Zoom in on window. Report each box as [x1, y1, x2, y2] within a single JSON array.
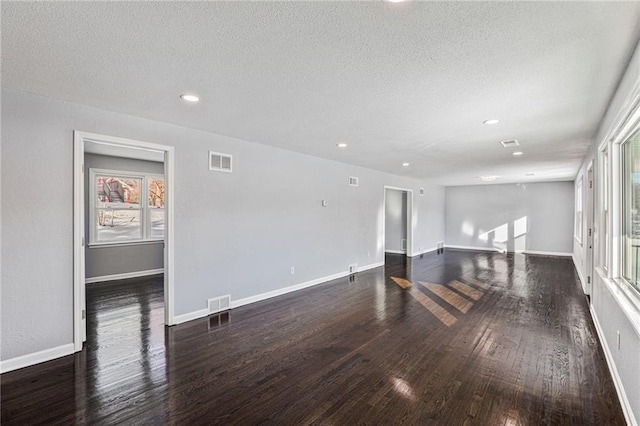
[[602, 149, 609, 272], [622, 128, 640, 292], [90, 169, 164, 245], [575, 177, 583, 243]]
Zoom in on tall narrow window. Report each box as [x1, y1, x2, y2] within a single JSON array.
[[602, 149, 609, 272], [622, 128, 640, 292], [90, 169, 164, 245], [147, 177, 165, 239], [575, 178, 583, 244]]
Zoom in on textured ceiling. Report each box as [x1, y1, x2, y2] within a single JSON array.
[[3, 1, 640, 185]]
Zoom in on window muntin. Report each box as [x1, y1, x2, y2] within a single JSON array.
[[621, 129, 640, 292], [90, 169, 164, 245]]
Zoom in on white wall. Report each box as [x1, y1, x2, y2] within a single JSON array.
[[573, 40, 640, 425], [84, 154, 164, 279], [385, 189, 407, 253], [0, 88, 445, 362], [445, 182, 574, 255]]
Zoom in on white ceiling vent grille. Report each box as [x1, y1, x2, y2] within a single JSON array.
[[500, 139, 520, 148], [209, 151, 233, 173], [349, 176, 359, 186], [208, 295, 231, 314]]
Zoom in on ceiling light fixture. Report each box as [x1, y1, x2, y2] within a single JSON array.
[[480, 176, 498, 182], [180, 94, 200, 102], [384, 0, 408, 3], [336, 143, 348, 148], [402, 162, 410, 167], [525, 173, 536, 176], [483, 119, 500, 125], [513, 151, 523, 156]]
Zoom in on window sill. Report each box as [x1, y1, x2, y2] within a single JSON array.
[[88, 240, 163, 248], [598, 272, 640, 339]]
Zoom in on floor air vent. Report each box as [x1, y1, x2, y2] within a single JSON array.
[[208, 295, 231, 314]]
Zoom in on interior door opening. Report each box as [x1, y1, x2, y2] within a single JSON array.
[[73, 132, 175, 352], [383, 186, 413, 262]]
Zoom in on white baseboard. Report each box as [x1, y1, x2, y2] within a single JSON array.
[[589, 305, 637, 426], [171, 261, 385, 325], [409, 246, 437, 257], [572, 255, 587, 292], [173, 308, 210, 325], [231, 261, 384, 309], [445, 245, 572, 258], [0, 343, 75, 374], [445, 244, 502, 252], [86, 268, 164, 284], [385, 249, 406, 255], [523, 250, 572, 257]]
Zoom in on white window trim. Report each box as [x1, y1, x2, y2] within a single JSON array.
[[89, 168, 164, 247], [608, 96, 640, 321], [574, 177, 583, 244]]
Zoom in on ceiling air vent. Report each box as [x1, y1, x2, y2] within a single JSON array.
[[500, 139, 520, 148], [209, 151, 233, 173], [349, 176, 359, 187]]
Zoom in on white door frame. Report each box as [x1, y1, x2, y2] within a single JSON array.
[[383, 186, 414, 259], [73, 131, 176, 352], [586, 161, 594, 297]]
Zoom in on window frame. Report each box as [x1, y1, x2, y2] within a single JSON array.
[[574, 177, 583, 244], [610, 100, 640, 308], [619, 125, 640, 295], [89, 168, 165, 246]]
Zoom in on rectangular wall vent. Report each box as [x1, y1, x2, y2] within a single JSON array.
[[500, 139, 520, 148], [348, 264, 358, 274], [208, 295, 231, 314], [209, 151, 233, 173], [419, 188, 425, 196], [349, 176, 359, 186], [401, 239, 407, 250]]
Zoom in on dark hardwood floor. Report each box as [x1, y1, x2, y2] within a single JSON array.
[[1, 250, 625, 425]]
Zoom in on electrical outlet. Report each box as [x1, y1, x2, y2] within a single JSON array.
[[290, 266, 295, 275]]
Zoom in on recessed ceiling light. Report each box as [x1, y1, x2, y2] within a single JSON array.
[[402, 162, 410, 167], [480, 176, 499, 181], [336, 143, 348, 148], [384, 0, 408, 3], [483, 119, 500, 125], [513, 151, 523, 156], [180, 94, 200, 102]]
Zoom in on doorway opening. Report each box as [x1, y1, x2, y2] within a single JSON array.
[[73, 131, 175, 352], [383, 186, 413, 262]]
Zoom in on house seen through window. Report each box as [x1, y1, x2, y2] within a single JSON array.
[[91, 169, 164, 244]]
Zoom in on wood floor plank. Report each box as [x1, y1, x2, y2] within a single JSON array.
[[0, 251, 626, 425], [420, 281, 474, 313]]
